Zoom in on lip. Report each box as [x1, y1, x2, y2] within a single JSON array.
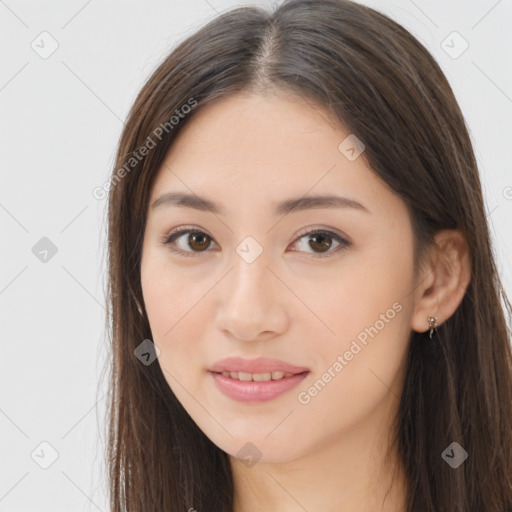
[[209, 356, 309, 375], [210, 371, 309, 403], [208, 356, 310, 403]]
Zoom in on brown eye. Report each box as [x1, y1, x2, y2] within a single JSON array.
[[308, 233, 333, 253], [163, 228, 217, 257], [290, 229, 350, 257], [186, 232, 211, 251]]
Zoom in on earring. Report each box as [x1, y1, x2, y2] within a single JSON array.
[[427, 316, 438, 339]]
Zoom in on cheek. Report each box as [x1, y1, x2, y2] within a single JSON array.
[[306, 243, 414, 392], [316, 249, 411, 340], [141, 253, 202, 359], [298, 295, 412, 437], [142, 244, 204, 331]]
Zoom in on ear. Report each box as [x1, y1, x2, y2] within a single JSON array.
[[411, 229, 472, 334]]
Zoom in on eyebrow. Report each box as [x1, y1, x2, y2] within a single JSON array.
[[150, 191, 370, 216]]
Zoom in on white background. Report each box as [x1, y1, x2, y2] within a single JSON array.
[[0, 0, 511, 510]]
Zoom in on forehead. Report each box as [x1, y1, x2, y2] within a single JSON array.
[[163, 91, 347, 169], [148, 92, 397, 218]]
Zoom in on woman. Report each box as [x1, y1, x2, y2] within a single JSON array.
[[103, 0, 512, 510]]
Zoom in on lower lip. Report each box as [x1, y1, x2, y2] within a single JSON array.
[[210, 371, 309, 403]]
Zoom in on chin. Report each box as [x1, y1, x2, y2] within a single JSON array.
[[205, 429, 305, 465]]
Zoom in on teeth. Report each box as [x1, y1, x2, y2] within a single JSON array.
[[220, 370, 297, 381], [252, 372, 272, 381]]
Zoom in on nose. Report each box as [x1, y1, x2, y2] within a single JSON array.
[[215, 249, 290, 342]]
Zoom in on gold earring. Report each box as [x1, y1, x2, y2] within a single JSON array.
[[427, 316, 438, 339]]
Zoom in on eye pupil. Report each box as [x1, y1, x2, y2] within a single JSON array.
[[189, 232, 210, 251], [309, 233, 331, 253]]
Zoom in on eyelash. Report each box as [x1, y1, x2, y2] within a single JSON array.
[[160, 225, 351, 259]]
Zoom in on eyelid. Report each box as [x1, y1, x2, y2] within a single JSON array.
[[293, 225, 351, 244], [162, 224, 213, 242]]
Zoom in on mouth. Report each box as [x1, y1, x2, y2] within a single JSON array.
[[209, 370, 310, 403], [209, 356, 309, 375], [208, 356, 310, 403], [214, 370, 305, 381]]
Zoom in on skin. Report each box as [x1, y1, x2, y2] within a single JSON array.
[[140, 90, 471, 512]]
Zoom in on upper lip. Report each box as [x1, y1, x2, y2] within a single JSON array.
[[209, 356, 309, 375]]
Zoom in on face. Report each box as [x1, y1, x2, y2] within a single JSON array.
[[140, 91, 417, 463]]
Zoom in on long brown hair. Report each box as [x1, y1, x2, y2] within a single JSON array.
[[102, 1, 512, 510]]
